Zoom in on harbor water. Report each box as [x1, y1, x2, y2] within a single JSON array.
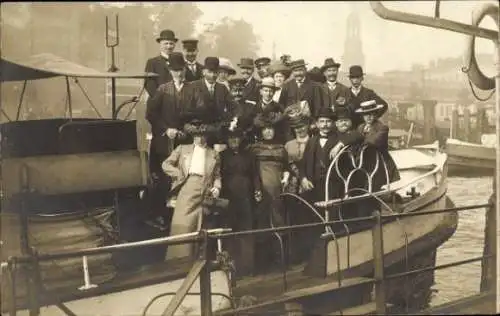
[[430, 176, 493, 306]]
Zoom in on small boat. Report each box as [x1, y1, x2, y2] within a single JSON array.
[[1, 53, 458, 315], [445, 136, 495, 176]]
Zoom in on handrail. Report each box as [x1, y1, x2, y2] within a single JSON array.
[[10, 228, 231, 263], [316, 151, 444, 208], [369, 1, 498, 40]]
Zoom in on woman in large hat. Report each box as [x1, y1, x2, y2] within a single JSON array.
[[251, 111, 291, 270], [284, 102, 311, 194], [268, 62, 292, 103], [355, 99, 400, 186], [217, 57, 237, 91], [220, 125, 262, 276], [162, 108, 223, 261]]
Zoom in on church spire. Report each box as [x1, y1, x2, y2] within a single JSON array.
[[342, 5, 366, 71]]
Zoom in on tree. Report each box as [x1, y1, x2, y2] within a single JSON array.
[[198, 17, 260, 66]]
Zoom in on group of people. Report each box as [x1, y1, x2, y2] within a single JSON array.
[[143, 29, 400, 275]]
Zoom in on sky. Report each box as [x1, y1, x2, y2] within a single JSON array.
[[193, 1, 498, 75]]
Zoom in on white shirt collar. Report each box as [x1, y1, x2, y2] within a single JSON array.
[[160, 52, 169, 59], [297, 135, 309, 143], [205, 79, 215, 89], [327, 80, 337, 87], [351, 86, 362, 95]]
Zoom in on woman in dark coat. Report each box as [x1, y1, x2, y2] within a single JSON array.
[[250, 111, 291, 271]]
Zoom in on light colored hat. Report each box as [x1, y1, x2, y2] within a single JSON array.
[[356, 100, 385, 114], [259, 77, 278, 90], [218, 57, 236, 75]]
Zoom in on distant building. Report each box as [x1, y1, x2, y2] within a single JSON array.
[[342, 5, 365, 71]]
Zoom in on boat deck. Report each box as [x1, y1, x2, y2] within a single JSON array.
[[417, 291, 496, 315]]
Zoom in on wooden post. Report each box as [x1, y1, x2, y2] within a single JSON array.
[[199, 230, 213, 316], [421, 99, 437, 143], [450, 105, 459, 139], [481, 181, 497, 294], [463, 107, 471, 142]]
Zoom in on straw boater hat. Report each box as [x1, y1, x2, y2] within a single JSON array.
[[218, 57, 237, 75], [259, 77, 279, 90], [156, 29, 178, 43], [355, 100, 385, 115], [168, 52, 186, 71], [320, 58, 341, 73]]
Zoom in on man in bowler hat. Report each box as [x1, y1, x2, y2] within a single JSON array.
[[189, 57, 232, 146], [255, 57, 272, 80], [182, 39, 203, 82], [347, 65, 388, 128], [144, 29, 178, 97], [238, 58, 261, 103], [145, 52, 193, 253]]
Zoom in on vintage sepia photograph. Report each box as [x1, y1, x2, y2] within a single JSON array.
[[0, 1, 498, 315]]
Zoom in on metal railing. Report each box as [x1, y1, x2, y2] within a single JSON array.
[[2, 185, 495, 315]]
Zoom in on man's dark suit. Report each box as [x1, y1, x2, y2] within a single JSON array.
[[184, 62, 203, 82], [242, 77, 260, 103], [281, 78, 324, 118], [321, 81, 351, 110], [144, 55, 173, 97]]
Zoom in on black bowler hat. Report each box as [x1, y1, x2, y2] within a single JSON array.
[[182, 39, 199, 52], [237, 58, 255, 69], [156, 29, 178, 43], [204, 57, 220, 71], [255, 57, 271, 67], [349, 65, 365, 78], [333, 106, 354, 121], [316, 107, 335, 120], [168, 52, 186, 71]]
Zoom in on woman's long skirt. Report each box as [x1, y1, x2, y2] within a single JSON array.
[[165, 175, 205, 261]]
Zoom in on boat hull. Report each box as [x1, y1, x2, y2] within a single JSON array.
[[445, 138, 495, 176]]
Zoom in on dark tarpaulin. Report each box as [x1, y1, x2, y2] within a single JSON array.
[[0, 53, 158, 82]]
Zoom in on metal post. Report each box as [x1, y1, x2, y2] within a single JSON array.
[[372, 210, 387, 314], [199, 230, 213, 316], [494, 21, 500, 314], [106, 15, 119, 119]]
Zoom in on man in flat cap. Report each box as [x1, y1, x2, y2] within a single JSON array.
[[182, 39, 203, 82], [347, 65, 388, 128], [144, 29, 178, 98], [237, 58, 260, 103], [255, 57, 271, 80]]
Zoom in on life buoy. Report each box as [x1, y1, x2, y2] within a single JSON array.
[[463, 3, 499, 91]]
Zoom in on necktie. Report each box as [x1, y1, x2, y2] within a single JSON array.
[[209, 85, 214, 96]]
